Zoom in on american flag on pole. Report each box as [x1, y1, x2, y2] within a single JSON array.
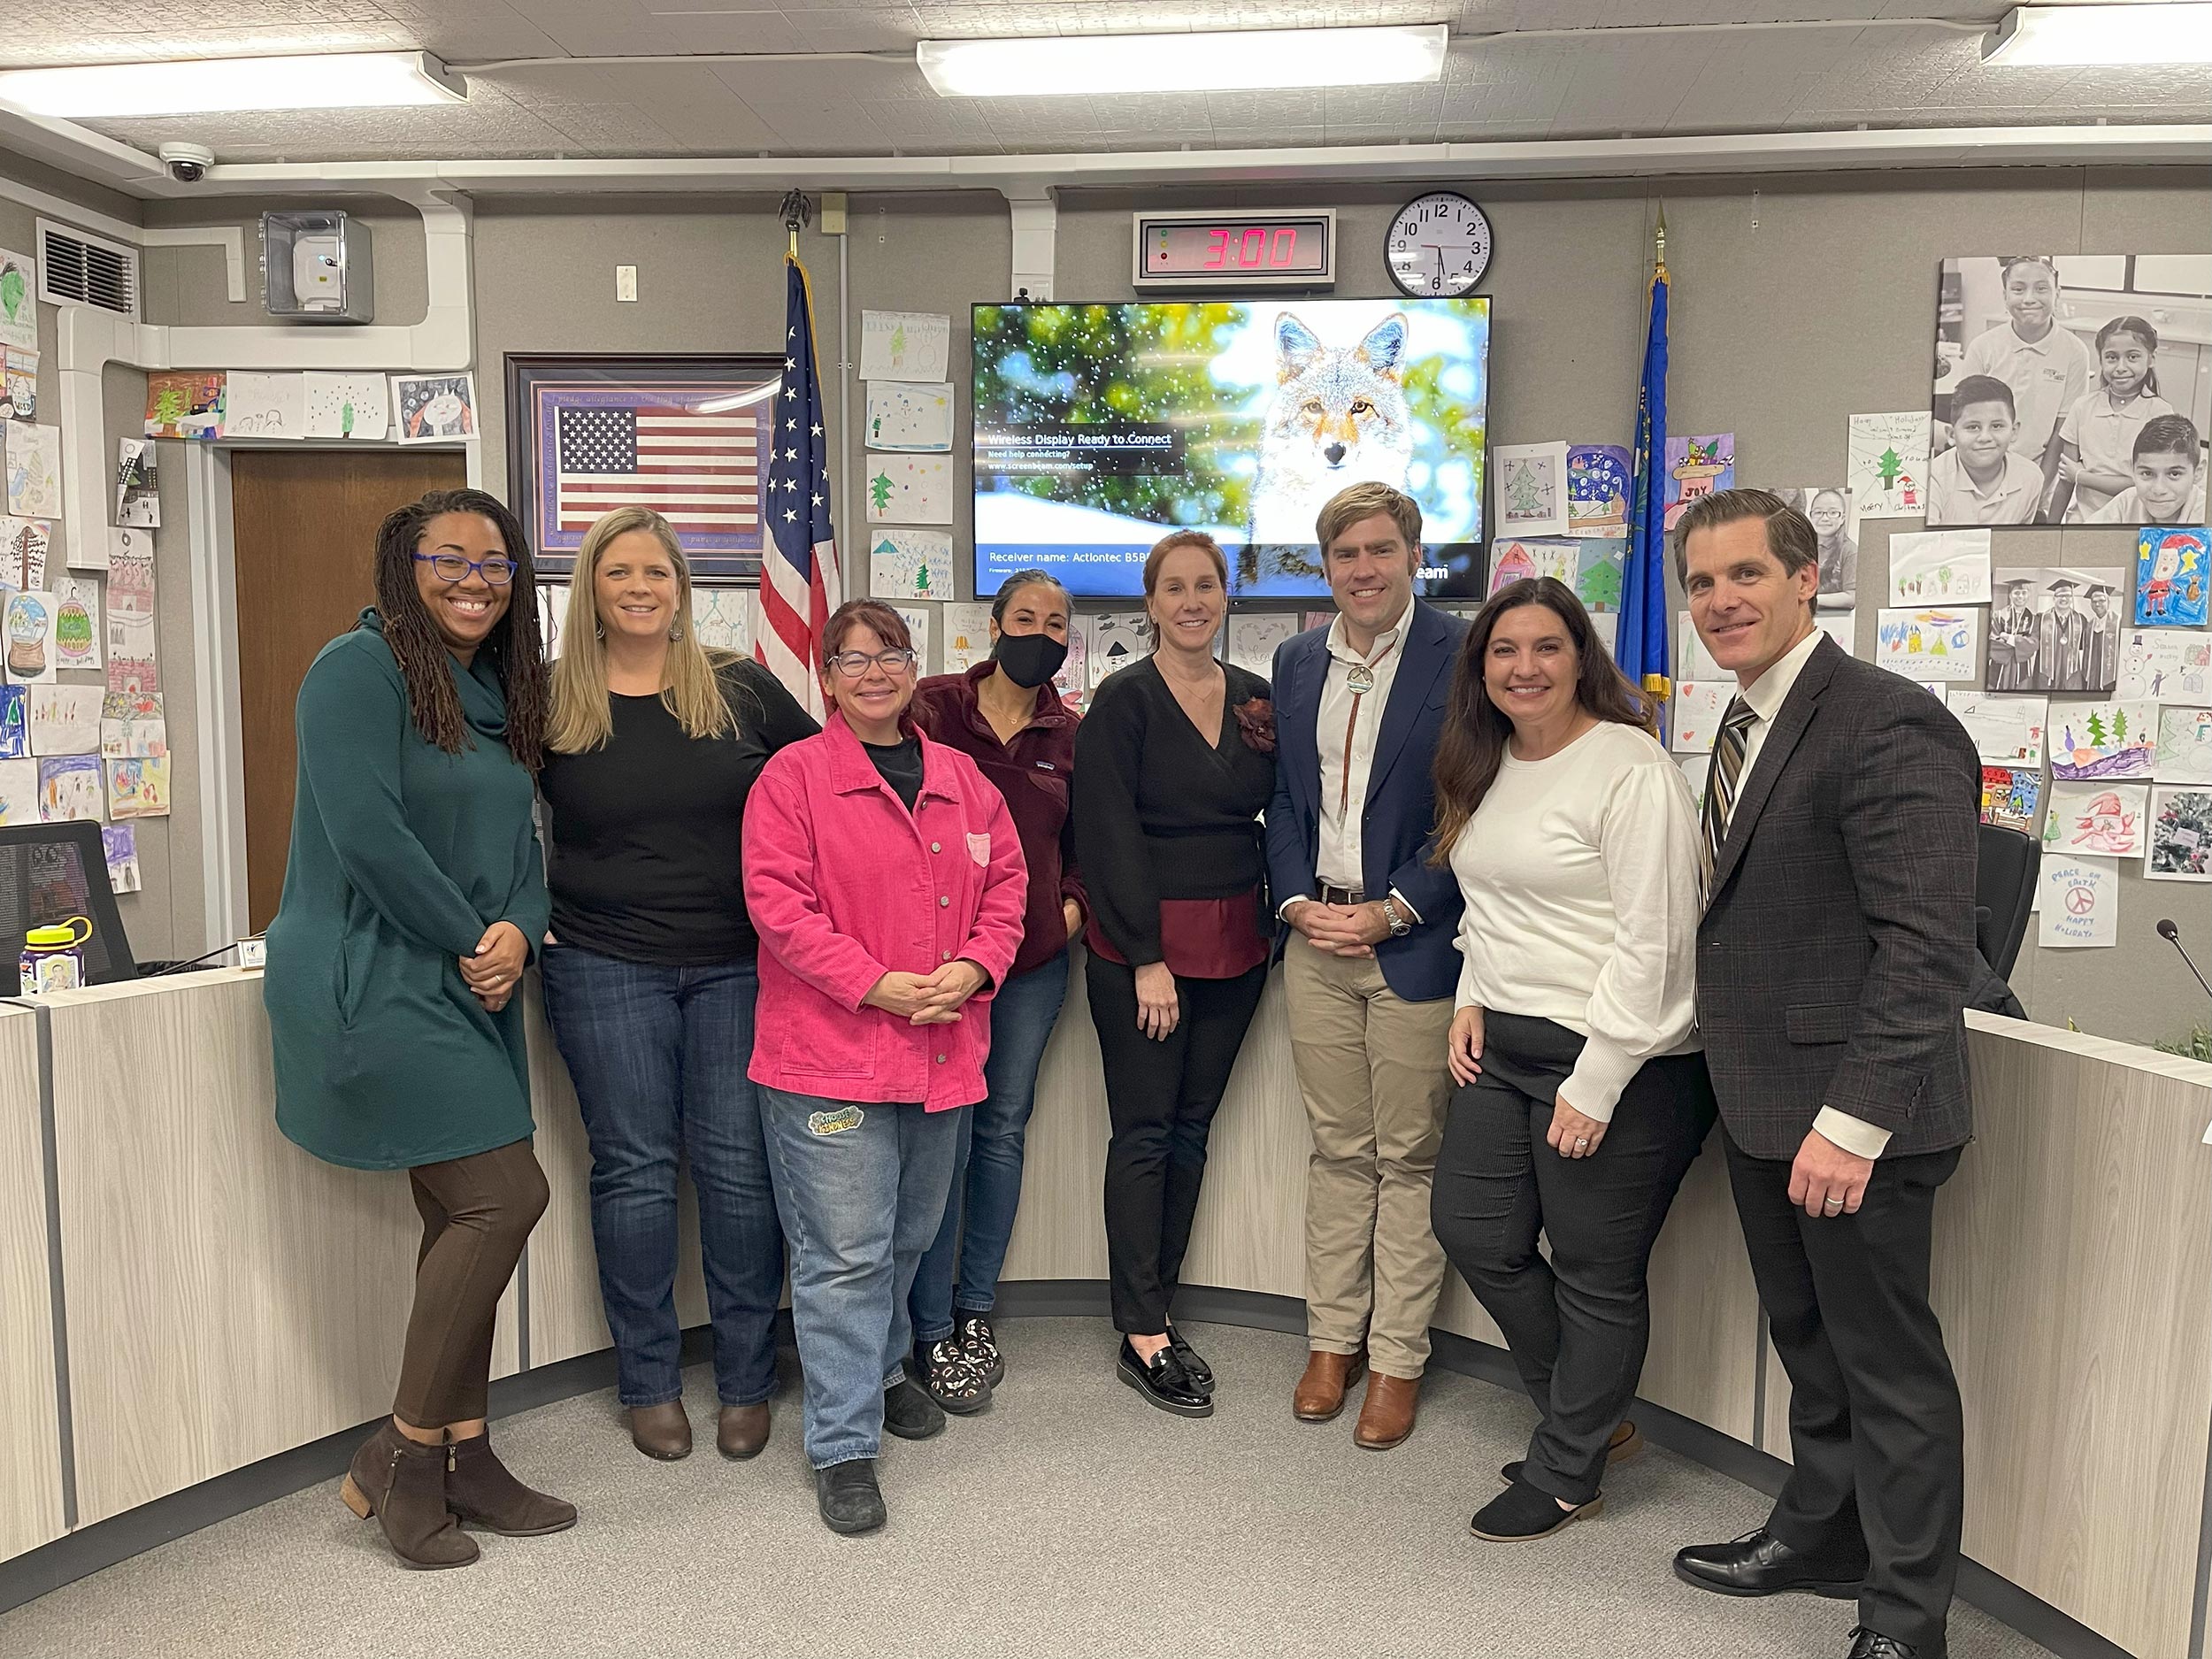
[[757, 254, 842, 718]]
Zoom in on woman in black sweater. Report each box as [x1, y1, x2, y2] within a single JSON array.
[[1073, 531, 1275, 1417], [537, 508, 816, 1463]]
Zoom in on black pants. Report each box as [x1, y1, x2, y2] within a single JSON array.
[[1087, 956, 1268, 1335], [1430, 1013, 1716, 1503], [1724, 1131, 1964, 1654]]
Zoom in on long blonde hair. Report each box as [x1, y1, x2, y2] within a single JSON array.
[[548, 507, 735, 752]]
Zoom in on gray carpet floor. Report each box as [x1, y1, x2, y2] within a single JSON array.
[[0, 1318, 2053, 1659]]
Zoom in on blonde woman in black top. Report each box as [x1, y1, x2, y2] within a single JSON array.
[[536, 507, 816, 1463], [1073, 531, 1276, 1417]]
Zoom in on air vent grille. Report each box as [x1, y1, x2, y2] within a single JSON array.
[[36, 219, 140, 319]]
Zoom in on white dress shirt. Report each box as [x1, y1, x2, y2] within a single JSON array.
[[1279, 597, 1422, 922], [1721, 626, 1892, 1161]]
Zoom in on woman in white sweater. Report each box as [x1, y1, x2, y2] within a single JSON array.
[[1427, 576, 1717, 1544]]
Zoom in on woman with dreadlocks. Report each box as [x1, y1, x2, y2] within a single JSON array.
[[265, 488, 572, 1570]]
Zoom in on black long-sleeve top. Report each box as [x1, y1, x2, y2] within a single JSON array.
[[539, 657, 818, 964], [1071, 657, 1274, 968]]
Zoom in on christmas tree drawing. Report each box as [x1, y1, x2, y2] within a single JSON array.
[[2085, 710, 2108, 747], [889, 322, 907, 366], [153, 385, 187, 431], [1877, 448, 1903, 490], [869, 470, 894, 513], [2110, 707, 2128, 742], [913, 557, 932, 595], [1505, 462, 1547, 518]]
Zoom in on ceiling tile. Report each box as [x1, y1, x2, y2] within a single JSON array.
[[646, 11, 811, 54], [788, 6, 921, 50]]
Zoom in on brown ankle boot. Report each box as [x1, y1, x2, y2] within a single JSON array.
[[444, 1430, 579, 1536], [340, 1420, 479, 1570]]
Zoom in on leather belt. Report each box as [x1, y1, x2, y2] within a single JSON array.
[[1317, 883, 1364, 906]]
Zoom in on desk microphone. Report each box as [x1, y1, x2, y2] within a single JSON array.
[[2157, 918, 2212, 1003]]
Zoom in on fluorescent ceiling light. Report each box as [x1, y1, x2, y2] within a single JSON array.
[[1984, 3, 2212, 65], [0, 50, 466, 117], [918, 24, 1448, 96]]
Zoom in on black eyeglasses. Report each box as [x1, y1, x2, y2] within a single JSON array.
[[415, 552, 517, 587], [826, 648, 917, 678]]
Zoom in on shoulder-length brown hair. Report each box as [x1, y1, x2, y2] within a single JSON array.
[[1429, 577, 1654, 863], [372, 488, 547, 772]]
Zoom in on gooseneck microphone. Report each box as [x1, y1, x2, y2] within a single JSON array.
[[2158, 918, 2212, 1003]]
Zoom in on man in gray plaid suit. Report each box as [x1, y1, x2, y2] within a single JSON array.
[[1667, 490, 1979, 1659]]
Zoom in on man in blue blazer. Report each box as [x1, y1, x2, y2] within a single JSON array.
[[1267, 482, 1469, 1449]]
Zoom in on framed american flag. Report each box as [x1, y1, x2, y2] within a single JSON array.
[[505, 353, 783, 580]]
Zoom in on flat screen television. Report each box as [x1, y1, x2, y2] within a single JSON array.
[[972, 298, 1490, 599]]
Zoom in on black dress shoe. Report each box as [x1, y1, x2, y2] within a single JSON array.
[[882, 1377, 947, 1440], [816, 1459, 887, 1534], [1165, 1324, 1215, 1394], [1470, 1477, 1601, 1542], [1673, 1529, 1866, 1599], [1118, 1338, 1212, 1417], [1847, 1630, 1932, 1659]]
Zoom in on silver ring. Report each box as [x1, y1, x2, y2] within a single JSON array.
[[1824, 1197, 1844, 1210], [1574, 1136, 1588, 1148]]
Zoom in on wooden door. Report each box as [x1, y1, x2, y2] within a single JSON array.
[[233, 449, 468, 933]]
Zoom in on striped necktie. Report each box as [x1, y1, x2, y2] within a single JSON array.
[[1699, 696, 1758, 898]]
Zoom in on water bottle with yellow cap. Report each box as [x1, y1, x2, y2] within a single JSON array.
[[19, 917, 91, 997]]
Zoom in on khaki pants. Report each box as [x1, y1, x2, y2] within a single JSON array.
[[1285, 941, 1455, 1379]]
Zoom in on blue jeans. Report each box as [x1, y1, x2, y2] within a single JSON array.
[[909, 952, 1071, 1342], [758, 1087, 962, 1469], [540, 946, 784, 1409]]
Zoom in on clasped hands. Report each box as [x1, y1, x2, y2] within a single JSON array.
[[461, 920, 529, 1014], [1283, 898, 1391, 958], [864, 960, 990, 1025]]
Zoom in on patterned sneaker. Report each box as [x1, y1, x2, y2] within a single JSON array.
[[956, 1313, 1005, 1389], [912, 1338, 990, 1416]]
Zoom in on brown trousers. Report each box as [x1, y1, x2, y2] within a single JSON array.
[[394, 1138, 549, 1428]]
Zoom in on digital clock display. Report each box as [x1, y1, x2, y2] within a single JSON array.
[[1132, 211, 1336, 288]]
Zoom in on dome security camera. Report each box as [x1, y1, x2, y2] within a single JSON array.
[[157, 142, 215, 183]]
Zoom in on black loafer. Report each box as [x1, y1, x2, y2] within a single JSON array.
[[816, 1459, 887, 1535], [1471, 1477, 1601, 1541], [1673, 1529, 1866, 1599], [882, 1377, 947, 1440], [1118, 1337, 1212, 1417], [1165, 1324, 1214, 1394]]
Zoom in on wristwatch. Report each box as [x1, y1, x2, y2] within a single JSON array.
[[1379, 895, 1413, 939]]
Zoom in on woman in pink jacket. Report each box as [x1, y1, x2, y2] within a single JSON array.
[[743, 599, 1027, 1536]]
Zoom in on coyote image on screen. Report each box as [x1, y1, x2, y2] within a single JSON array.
[[1244, 311, 1413, 583]]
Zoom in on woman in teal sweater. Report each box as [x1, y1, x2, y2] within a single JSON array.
[[265, 488, 573, 1570]]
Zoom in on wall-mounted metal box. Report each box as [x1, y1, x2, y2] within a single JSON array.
[[260, 211, 374, 323]]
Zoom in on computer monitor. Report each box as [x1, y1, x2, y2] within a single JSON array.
[[0, 821, 137, 995]]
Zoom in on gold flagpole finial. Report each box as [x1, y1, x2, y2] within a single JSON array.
[[1654, 206, 1668, 276]]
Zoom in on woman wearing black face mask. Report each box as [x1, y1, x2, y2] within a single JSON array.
[[903, 570, 1087, 1408]]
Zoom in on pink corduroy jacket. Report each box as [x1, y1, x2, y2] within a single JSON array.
[[743, 710, 1029, 1110]]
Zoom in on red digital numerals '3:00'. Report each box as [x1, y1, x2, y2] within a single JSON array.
[[1204, 225, 1301, 267]]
